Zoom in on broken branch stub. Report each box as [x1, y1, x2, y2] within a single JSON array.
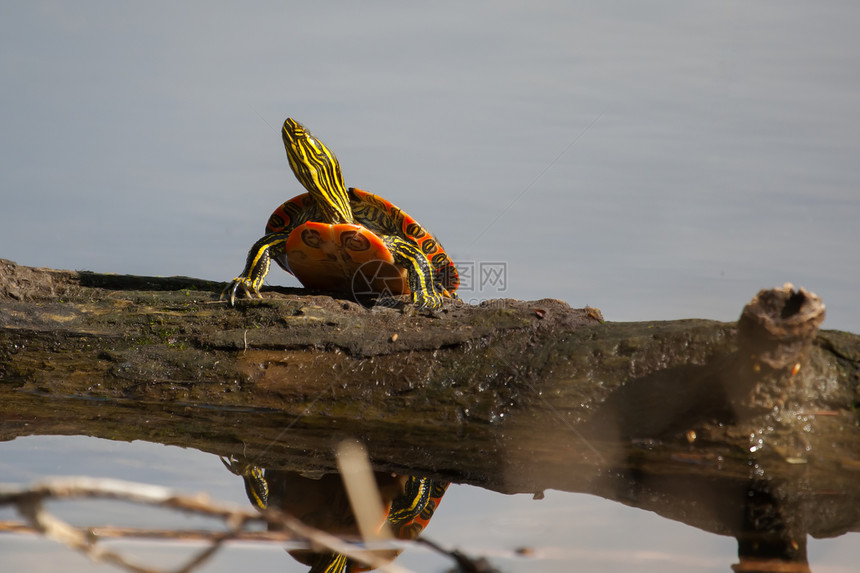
[[738, 283, 826, 370]]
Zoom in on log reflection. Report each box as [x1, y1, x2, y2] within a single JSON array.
[[542, 284, 853, 572], [3, 261, 859, 572]]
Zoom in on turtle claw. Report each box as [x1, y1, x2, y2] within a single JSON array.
[[412, 291, 444, 312], [221, 277, 262, 306], [220, 456, 269, 510], [220, 455, 246, 475]]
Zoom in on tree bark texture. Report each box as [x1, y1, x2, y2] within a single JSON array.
[[2, 258, 859, 561]]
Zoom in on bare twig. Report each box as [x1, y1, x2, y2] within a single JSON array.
[[0, 477, 417, 573], [416, 537, 502, 573]]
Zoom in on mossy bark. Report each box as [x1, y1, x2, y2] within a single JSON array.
[[2, 259, 859, 568]]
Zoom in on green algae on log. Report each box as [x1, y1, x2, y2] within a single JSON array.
[[1, 259, 857, 480], [2, 259, 860, 568]]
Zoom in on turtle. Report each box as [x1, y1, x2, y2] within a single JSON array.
[[222, 118, 459, 310], [221, 456, 449, 573]]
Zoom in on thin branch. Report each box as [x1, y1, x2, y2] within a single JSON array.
[[417, 537, 502, 573], [0, 477, 417, 573], [0, 522, 293, 542]]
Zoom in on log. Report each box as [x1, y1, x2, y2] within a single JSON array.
[[2, 258, 859, 570]]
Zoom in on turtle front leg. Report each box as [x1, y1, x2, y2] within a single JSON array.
[[221, 232, 290, 306], [383, 236, 445, 310], [221, 456, 270, 511]]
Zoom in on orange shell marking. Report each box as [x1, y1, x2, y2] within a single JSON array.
[[351, 188, 459, 292], [266, 189, 459, 296], [283, 221, 408, 294]]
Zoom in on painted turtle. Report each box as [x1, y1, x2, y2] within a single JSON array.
[[222, 457, 448, 573], [223, 118, 459, 309]]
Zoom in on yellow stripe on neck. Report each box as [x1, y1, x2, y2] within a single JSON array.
[[283, 118, 353, 224]]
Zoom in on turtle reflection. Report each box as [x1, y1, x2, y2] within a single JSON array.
[[223, 458, 447, 572]]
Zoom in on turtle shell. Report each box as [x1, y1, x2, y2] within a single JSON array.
[[266, 187, 459, 296]]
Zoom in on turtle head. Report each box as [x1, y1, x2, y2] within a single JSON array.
[[282, 118, 353, 224]]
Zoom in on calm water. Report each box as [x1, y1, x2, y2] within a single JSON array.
[[1, 2, 858, 571]]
